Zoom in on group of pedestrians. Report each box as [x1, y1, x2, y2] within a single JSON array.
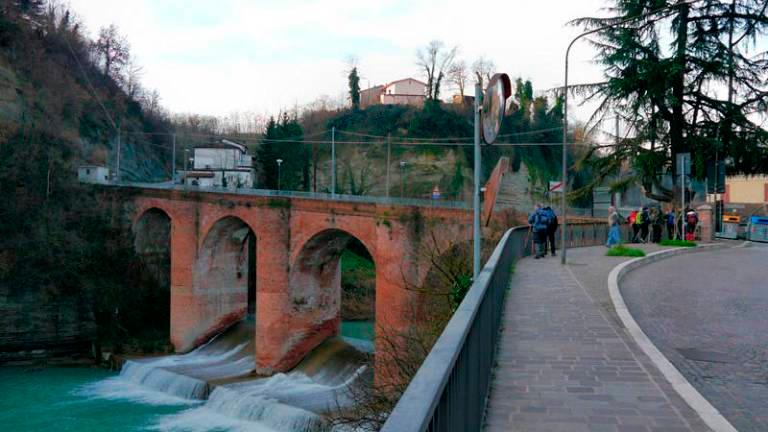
[[528, 203, 558, 259], [605, 205, 699, 247]]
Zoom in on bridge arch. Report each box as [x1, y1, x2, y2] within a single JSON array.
[[289, 228, 377, 347], [131, 207, 172, 344], [192, 215, 257, 346]]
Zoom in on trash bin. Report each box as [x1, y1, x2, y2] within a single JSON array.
[[747, 216, 768, 243], [719, 215, 741, 239]]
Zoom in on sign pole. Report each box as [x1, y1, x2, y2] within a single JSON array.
[[473, 83, 482, 280], [331, 126, 336, 196]]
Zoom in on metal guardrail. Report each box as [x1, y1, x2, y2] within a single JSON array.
[[382, 222, 611, 432], [108, 181, 472, 210]]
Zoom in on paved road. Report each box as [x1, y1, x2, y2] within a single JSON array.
[[485, 246, 711, 432], [621, 243, 768, 432]]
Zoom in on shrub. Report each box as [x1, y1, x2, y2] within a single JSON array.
[[660, 239, 697, 247], [606, 245, 647, 257]]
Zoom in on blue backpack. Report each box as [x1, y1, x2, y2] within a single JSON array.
[[536, 210, 551, 229]]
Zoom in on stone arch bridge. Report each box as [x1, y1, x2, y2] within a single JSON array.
[[127, 185, 478, 375]]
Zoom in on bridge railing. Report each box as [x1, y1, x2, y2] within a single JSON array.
[[112, 181, 471, 210], [381, 221, 610, 432]]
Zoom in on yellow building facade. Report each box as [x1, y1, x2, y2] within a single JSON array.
[[725, 175, 768, 204]]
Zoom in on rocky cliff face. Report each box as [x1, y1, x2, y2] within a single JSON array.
[[0, 287, 96, 362]]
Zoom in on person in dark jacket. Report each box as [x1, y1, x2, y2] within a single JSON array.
[[666, 208, 676, 240], [542, 205, 558, 256], [528, 203, 549, 259]]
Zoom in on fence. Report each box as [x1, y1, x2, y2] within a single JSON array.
[[113, 181, 471, 210], [381, 222, 611, 432]]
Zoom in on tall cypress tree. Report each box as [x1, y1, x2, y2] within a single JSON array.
[[348, 67, 361, 111]]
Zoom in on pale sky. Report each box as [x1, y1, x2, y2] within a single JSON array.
[[67, 0, 612, 121]]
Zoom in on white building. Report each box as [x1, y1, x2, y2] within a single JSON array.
[[78, 165, 111, 184], [184, 139, 255, 189], [360, 78, 427, 108]]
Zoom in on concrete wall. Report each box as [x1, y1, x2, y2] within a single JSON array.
[[132, 189, 473, 375]]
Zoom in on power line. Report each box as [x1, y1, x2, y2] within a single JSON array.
[[63, 33, 118, 131]]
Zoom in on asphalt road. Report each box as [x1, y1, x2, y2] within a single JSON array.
[[621, 243, 768, 432]]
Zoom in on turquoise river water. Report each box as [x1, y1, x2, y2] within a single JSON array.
[[0, 321, 373, 432]]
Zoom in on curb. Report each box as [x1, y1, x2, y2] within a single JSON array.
[[607, 244, 738, 432]]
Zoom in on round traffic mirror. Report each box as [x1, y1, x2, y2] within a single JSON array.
[[482, 73, 511, 144]]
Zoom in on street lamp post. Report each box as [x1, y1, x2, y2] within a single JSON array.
[[183, 148, 190, 187], [560, 1, 695, 265], [276, 158, 283, 191], [399, 161, 407, 197]]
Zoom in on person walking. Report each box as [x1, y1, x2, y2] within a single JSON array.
[[542, 205, 558, 257], [606, 206, 621, 247], [628, 209, 640, 242], [666, 208, 676, 240], [640, 206, 650, 243], [685, 208, 699, 241], [528, 203, 550, 259], [651, 207, 663, 243]]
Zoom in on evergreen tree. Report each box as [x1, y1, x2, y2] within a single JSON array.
[[348, 66, 361, 110], [571, 0, 768, 201], [256, 114, 309, 190]]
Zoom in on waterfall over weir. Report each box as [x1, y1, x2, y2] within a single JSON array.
[[86, 320, 373, 432]]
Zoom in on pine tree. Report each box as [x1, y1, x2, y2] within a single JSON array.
[[571, 0, 768, 201]]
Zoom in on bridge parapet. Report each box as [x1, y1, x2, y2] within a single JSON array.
[[382, 221, 611, 432]]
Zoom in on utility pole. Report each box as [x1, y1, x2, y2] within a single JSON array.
[[473, 83, 482, 280], [184, 147, 189, 188], [331, 126, 336, 196], [171, 133, 176, 183], [116, 127, 121, 183], [386, 133, 391, 199], [615, 115, 621, 208]]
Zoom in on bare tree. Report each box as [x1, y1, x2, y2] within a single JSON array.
[[141, 89, 162, 117], [472, 56, 495, 88], [448, 59, 469, 103], [93, 24, 130, 80], [124, 60, 143, 99], [416, 40, 457, 100]]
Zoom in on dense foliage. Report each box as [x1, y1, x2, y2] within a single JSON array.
[[256, 113, 309, 190], [572, 0, 768, 201], [0, 2, 171, 353]]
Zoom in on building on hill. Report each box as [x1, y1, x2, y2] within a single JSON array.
[[184, 139, 255, 189], [359, 78, 426, 108], [77, 165, 111, 184], [452, 94, 475, 105]]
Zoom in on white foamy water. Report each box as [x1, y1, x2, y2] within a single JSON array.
[[153, 365, 367, 432], [83, 321, 371, 432]]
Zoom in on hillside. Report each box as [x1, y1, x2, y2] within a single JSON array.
[[0, 3, 172, 360]]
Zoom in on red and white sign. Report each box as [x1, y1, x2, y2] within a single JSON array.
[[549, 181, 563, 192]]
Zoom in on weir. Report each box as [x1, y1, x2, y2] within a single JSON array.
[[103, 319, 372, 431]]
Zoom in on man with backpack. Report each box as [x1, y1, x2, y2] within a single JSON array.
[[542, 205, 559, 257], [528, 203, 550, 259], [666, 208, 676, 240]]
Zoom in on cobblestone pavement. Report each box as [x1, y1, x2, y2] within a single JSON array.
[[621, 243, 768, 432], [485, 246, 711, 432]]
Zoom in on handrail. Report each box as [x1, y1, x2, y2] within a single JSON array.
[[481, 157, 510, 226], [382, 222, 611, 432], [106, 181, 471, 210]]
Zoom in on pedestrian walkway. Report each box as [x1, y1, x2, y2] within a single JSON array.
[[484, 247, 711, 432]]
